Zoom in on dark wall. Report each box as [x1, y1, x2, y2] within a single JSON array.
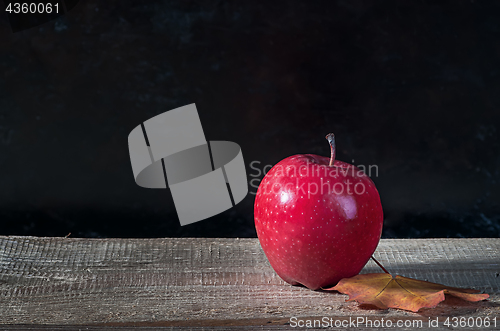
[[1, 0, 499, 238]]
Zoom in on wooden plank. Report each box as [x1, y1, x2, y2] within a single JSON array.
[[0, 237, 499, 330]]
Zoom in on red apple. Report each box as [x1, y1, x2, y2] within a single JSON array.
[[254, 134, 383, 290]]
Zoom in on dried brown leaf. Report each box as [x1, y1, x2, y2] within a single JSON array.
[[324, 273, 489, 312]]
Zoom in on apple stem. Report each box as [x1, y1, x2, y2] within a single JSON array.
[[371, 255, 391, 275], [325, 133, 336, 166]]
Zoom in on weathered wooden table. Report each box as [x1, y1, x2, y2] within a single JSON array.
[[0, 236, 498, 330]]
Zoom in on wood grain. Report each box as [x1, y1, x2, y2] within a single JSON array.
[[0, 237, 499, 329]]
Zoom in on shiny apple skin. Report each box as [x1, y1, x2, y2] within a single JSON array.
[[254, 154, 383, 290]]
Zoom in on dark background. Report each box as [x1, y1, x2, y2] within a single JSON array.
[[1, 0, 499, 238]]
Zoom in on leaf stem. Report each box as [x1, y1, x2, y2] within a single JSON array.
[[371, 255, 391, 275]]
